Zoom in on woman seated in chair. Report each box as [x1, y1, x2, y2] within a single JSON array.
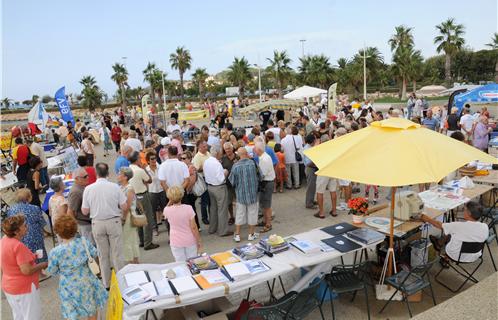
[[420, 201, 489, 264]]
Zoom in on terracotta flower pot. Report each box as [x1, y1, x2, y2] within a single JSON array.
[[352, 214, 364, 224]]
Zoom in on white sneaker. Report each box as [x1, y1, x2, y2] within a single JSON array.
[[248, 233, 259, 241], [234, 234, 241, 242]]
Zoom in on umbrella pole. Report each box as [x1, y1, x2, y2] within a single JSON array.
[[388, 186, 396, 277]]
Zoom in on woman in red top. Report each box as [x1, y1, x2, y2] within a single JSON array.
[[1, 215, 48, 320], [77, 155, 97, 185], [111, 122, 122, 153]]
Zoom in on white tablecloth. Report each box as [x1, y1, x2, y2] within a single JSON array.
[[118, 227, 382, 318]]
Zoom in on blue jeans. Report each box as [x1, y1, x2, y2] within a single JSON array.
[[200, 190, 210, 221], [40, 167, 49, 187]]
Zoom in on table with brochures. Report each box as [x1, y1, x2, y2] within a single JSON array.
[[118, 226, 384, 319]]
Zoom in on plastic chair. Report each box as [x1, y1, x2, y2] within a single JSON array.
[[435, 241, 485, 293], [322, 261, 371, 320], [286, 279, 326, 320], [379, 259, 438, 318], [242, 292, 297, 320]]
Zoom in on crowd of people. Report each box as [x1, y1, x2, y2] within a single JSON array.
[[1, 93, 495, 320]]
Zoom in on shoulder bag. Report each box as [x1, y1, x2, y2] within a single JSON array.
[[292, 136, 303, 162], [192, 172, 207, 197], [131, 202, 148, 227], [82, 237, 100, 276]]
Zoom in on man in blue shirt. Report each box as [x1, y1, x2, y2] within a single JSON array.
[[114, 145, 131, 174], [422, 109, 440, 131]]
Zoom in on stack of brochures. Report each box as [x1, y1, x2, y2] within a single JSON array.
[[169, 276, 200, 295], [211, 251, 240, 266], [289, 239, 321, 255], [244, 260, 270, 274], [259, 235, 289, 254], [187, 255, 219, 274], [223, 261, 251, 281], [346, 228, 385, 245], [233, 243, 265, 260]]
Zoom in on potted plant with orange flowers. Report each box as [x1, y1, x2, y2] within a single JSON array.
[[347, 197, 369, 224]]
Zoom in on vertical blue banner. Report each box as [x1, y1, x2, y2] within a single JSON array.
[[54, 86, 74, 125]]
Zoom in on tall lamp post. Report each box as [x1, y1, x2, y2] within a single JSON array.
[[362, 46, 370, 100], [299, 39, 306, 58], [160, 70, 167, 109], [252, 63, 262, 103], [121, 56, 127, 108]]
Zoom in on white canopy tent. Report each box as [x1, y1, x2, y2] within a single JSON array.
[[284, 85, 327, 100]]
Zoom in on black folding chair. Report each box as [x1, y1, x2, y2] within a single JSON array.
[[286, 279, 326, 320], [322, 261, 371, 320], [379, 259, 438, 318], [435, 241, 485, 293], [242, 291, 297, 320]]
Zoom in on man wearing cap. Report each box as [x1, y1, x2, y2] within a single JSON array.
[[159, 137, 171, 162], [166, 118, 181, 135]]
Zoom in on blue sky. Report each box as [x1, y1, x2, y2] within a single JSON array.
[[2, 0, 497, 100]]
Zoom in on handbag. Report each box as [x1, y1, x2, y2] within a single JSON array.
[[192, 172, 207, 197], [82, 237, 100, 276], [130, 203, 148, 227], [292, 136, 303, 162]]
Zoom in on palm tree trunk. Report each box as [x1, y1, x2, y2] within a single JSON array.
[[180, 73, 185, 107], [401, 76, 407, 100], [444, 54, 451, 84], [120, 83, 128, 113], [412, 80, 417, 93], [495, 59, 498, 83], [239, 85, 244, 102]]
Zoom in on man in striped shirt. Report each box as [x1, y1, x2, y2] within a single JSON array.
[[229, 148, 260, 242]]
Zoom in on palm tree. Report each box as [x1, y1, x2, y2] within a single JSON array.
[[31, 95, 39, 105], [169, 46, 192, 106], [267, 50, 293, 98], [80, 75, 97, 89], [298, 54, 333, 89], [192, 68, 209, 100], [79, 76, 103, 111], [111, 63, 129, 110], [2, 97, 11, 109], [392, 46, 423, 99], [227, 57, 252, 101], [353, 47, 384, 85], [388, 25, 414, 52], [486, 32, 498, 82], [143, 62, 158, 102], [434, 18, 465, 83]]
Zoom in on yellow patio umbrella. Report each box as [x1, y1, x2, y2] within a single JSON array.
[[304, 117, 497, 275]]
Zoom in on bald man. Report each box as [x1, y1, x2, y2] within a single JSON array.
[[228, 147, 260, 242]]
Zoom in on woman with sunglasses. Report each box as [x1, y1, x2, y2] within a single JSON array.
[[179, 151, 201, 229], [146, 151, 167, 235]]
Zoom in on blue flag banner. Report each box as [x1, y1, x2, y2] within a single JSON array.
[[54, 86, 74, 125]]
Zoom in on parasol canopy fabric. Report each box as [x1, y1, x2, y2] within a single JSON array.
[[304, 117, 498, 187]]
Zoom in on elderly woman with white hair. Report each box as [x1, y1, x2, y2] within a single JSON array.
[[117, 167, 140, 264], [48, 176, 68, 229], [445, 107, 460, 136], [472, 115, 492, 151]]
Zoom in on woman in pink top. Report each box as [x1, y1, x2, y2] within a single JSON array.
[[163, 186, 202, 261], [1, 215, 48, 320]]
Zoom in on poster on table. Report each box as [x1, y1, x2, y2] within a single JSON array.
[[58, 147, 79, 174]]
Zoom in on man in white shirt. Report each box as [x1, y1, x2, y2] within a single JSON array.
[[158, 146, 189, 192], [254, 142, 275, 233], [124, 131, 143, 152], [265, 120, 281, 143], [203, 145, 231, 236], [82, 163, 127, 288], [128, 151, 159, 251], [421, 201, 488, 263], [192, 140, 211, 225], [459, 108, 475, 143], [280, 126, 303, 189], [166, 118, 181, 135]]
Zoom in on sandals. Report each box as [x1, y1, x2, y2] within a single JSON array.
[[228, 217, 235, 225], [313, 212, 325, 219], [330, 211, 338, 217], [260, 225, 273, 233]]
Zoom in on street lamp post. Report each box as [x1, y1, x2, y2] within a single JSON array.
[[121, 56, 127, 108], [299, 39, 306, 58], [161, 70, 167, 109], [362, 46, 370, 101], [252, 63, 262, 103]]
